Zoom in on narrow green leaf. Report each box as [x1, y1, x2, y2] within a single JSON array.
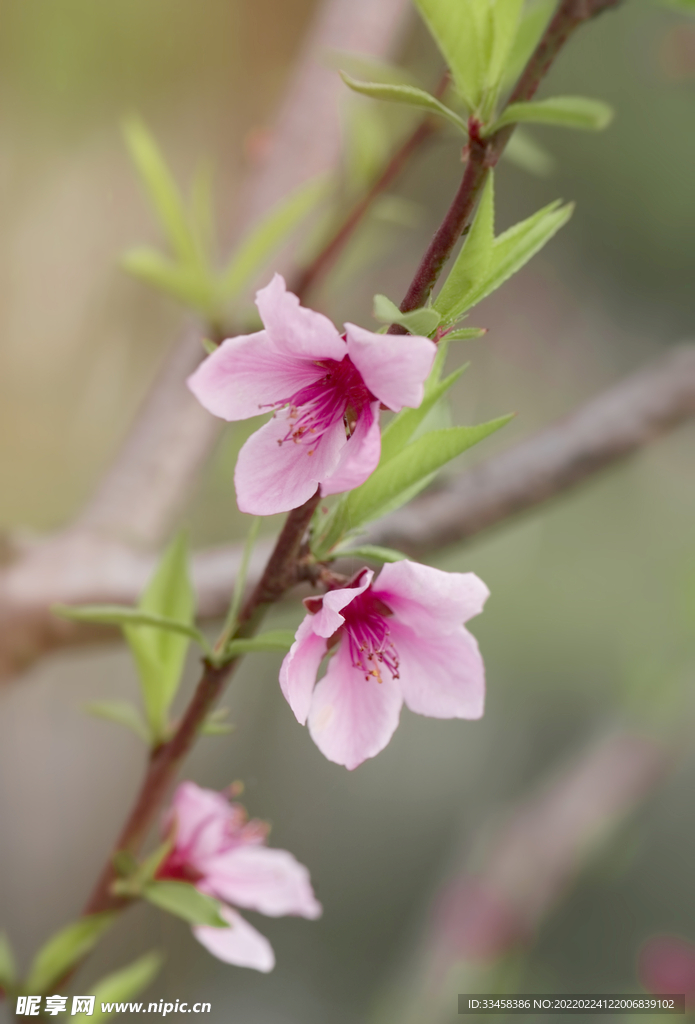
[[372, 294, 441, 335], [0, 932, 17, 989], [438, 200, 574, 321], [25, 914, 117, 994], [443, 326, 486, 340], [324, 50, 415, 86], [488, 0, 525, 101], [502, 128, 555, 177], [340, 72, 467, 132], [221, 176, 329, 298], [200, 707, 235, 736], [84, 701, 150, 742], [318, 417, 512, 552], [223, 630, 296, 659], [333, 545, 410, 564], [502, 0, 556, 88], [379, 365, 467, 465], [435, 172, 495, 320], [190, 159, 215, 266], [142, 881, 227, 928], [414, 0, 489, 110], [216, 517, 261, 656], [124, 534, 196, 743], [489, 96, 614, 133], [54, 604, 207, 649], [123, 117, 196, 266], [121, 248, 215, 315], [72, 952, 163, 1023]]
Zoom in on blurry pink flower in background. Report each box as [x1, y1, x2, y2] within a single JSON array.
[[157, 782, 321, 972], [187, 274, 436, 515], [639, 934, 695, 1004], [280, 560, 489, 769]]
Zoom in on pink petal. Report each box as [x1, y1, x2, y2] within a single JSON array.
[[205, 846, 322, 919], [187, 331, 322, 422], [166, 782, 233, 866], [256, 274, 346, 361], [307, 640, 403, 769], [374, 561, 489, 634], [321, 401, 381, 496], [311, 571, 373, 638], [279, 617, 327, 724], [193, 906, 275, 972], [234, 411, 347, 515], [345, 324, 436, 411], [390, 620, 485, 719]]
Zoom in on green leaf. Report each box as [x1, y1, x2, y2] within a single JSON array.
[[436, 199, 574, 321], [54, 604, 207, 650], [0, 932, 17, 990], [124, 534, 196, 744], [123, 117, 196, 266], [316, 417, 511, 554], [501, 0, 555, 89], [333, 545, 409, 564], [325, 50, 415, 86], [340, 72, 467, 132], [223, 630, 296, 659], [414, 0, 489, 110], [200, 707, 235, 736], [489, 96, 614, 133], [372, 294, 442, 335], [221, 176, 329, 299], [121, 247, 215, 316], [72, 952, 163, 1023], [84, 701, 150, 742], [25, 914, 117, 994], [502, 128, 555, 177], [379, 365, 468, 465], [435, 172, 495, 321], [142, 881, 228, 928], [488, 0, 525, 102], [443, 326, 486, 340], [414, 0, 523, 114]]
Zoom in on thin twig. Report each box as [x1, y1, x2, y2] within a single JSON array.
[[77, 2, 635, 928], [389, 0, 623, 327], [4, 343, 693, 678]]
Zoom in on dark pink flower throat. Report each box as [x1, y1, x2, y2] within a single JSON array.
[[270, 355, 374, 454], [342, 589, 399, 684]]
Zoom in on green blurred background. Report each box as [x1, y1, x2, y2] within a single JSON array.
[[1, 1, 694, 1021]]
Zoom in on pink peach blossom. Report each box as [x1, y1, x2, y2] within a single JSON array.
[[280, 560, 489, 769], [157, 782, 321, 972], [187, 274, 436, 515]]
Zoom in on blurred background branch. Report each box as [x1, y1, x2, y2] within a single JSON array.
[[2, 341, 694, 678]]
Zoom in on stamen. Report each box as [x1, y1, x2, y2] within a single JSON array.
[[260, 357, 374, 456], [340, 590, 399, 682]]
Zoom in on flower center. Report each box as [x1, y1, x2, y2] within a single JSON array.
[[270, 356, 373, 454], [341, 590, 399, 683]]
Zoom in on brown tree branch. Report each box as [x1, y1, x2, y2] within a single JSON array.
[[2, 343, 694, 679], [390, 0, 623, 328]]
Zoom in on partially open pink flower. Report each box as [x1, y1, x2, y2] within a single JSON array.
[[280, 560, 489, 769], [157, 782, 321, 972], [187, 274, 436, 515]]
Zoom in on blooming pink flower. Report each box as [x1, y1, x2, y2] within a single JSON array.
[[279, 560, 489, 769], [157, 782, 321, 972], [187, 274, 436, 515]]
